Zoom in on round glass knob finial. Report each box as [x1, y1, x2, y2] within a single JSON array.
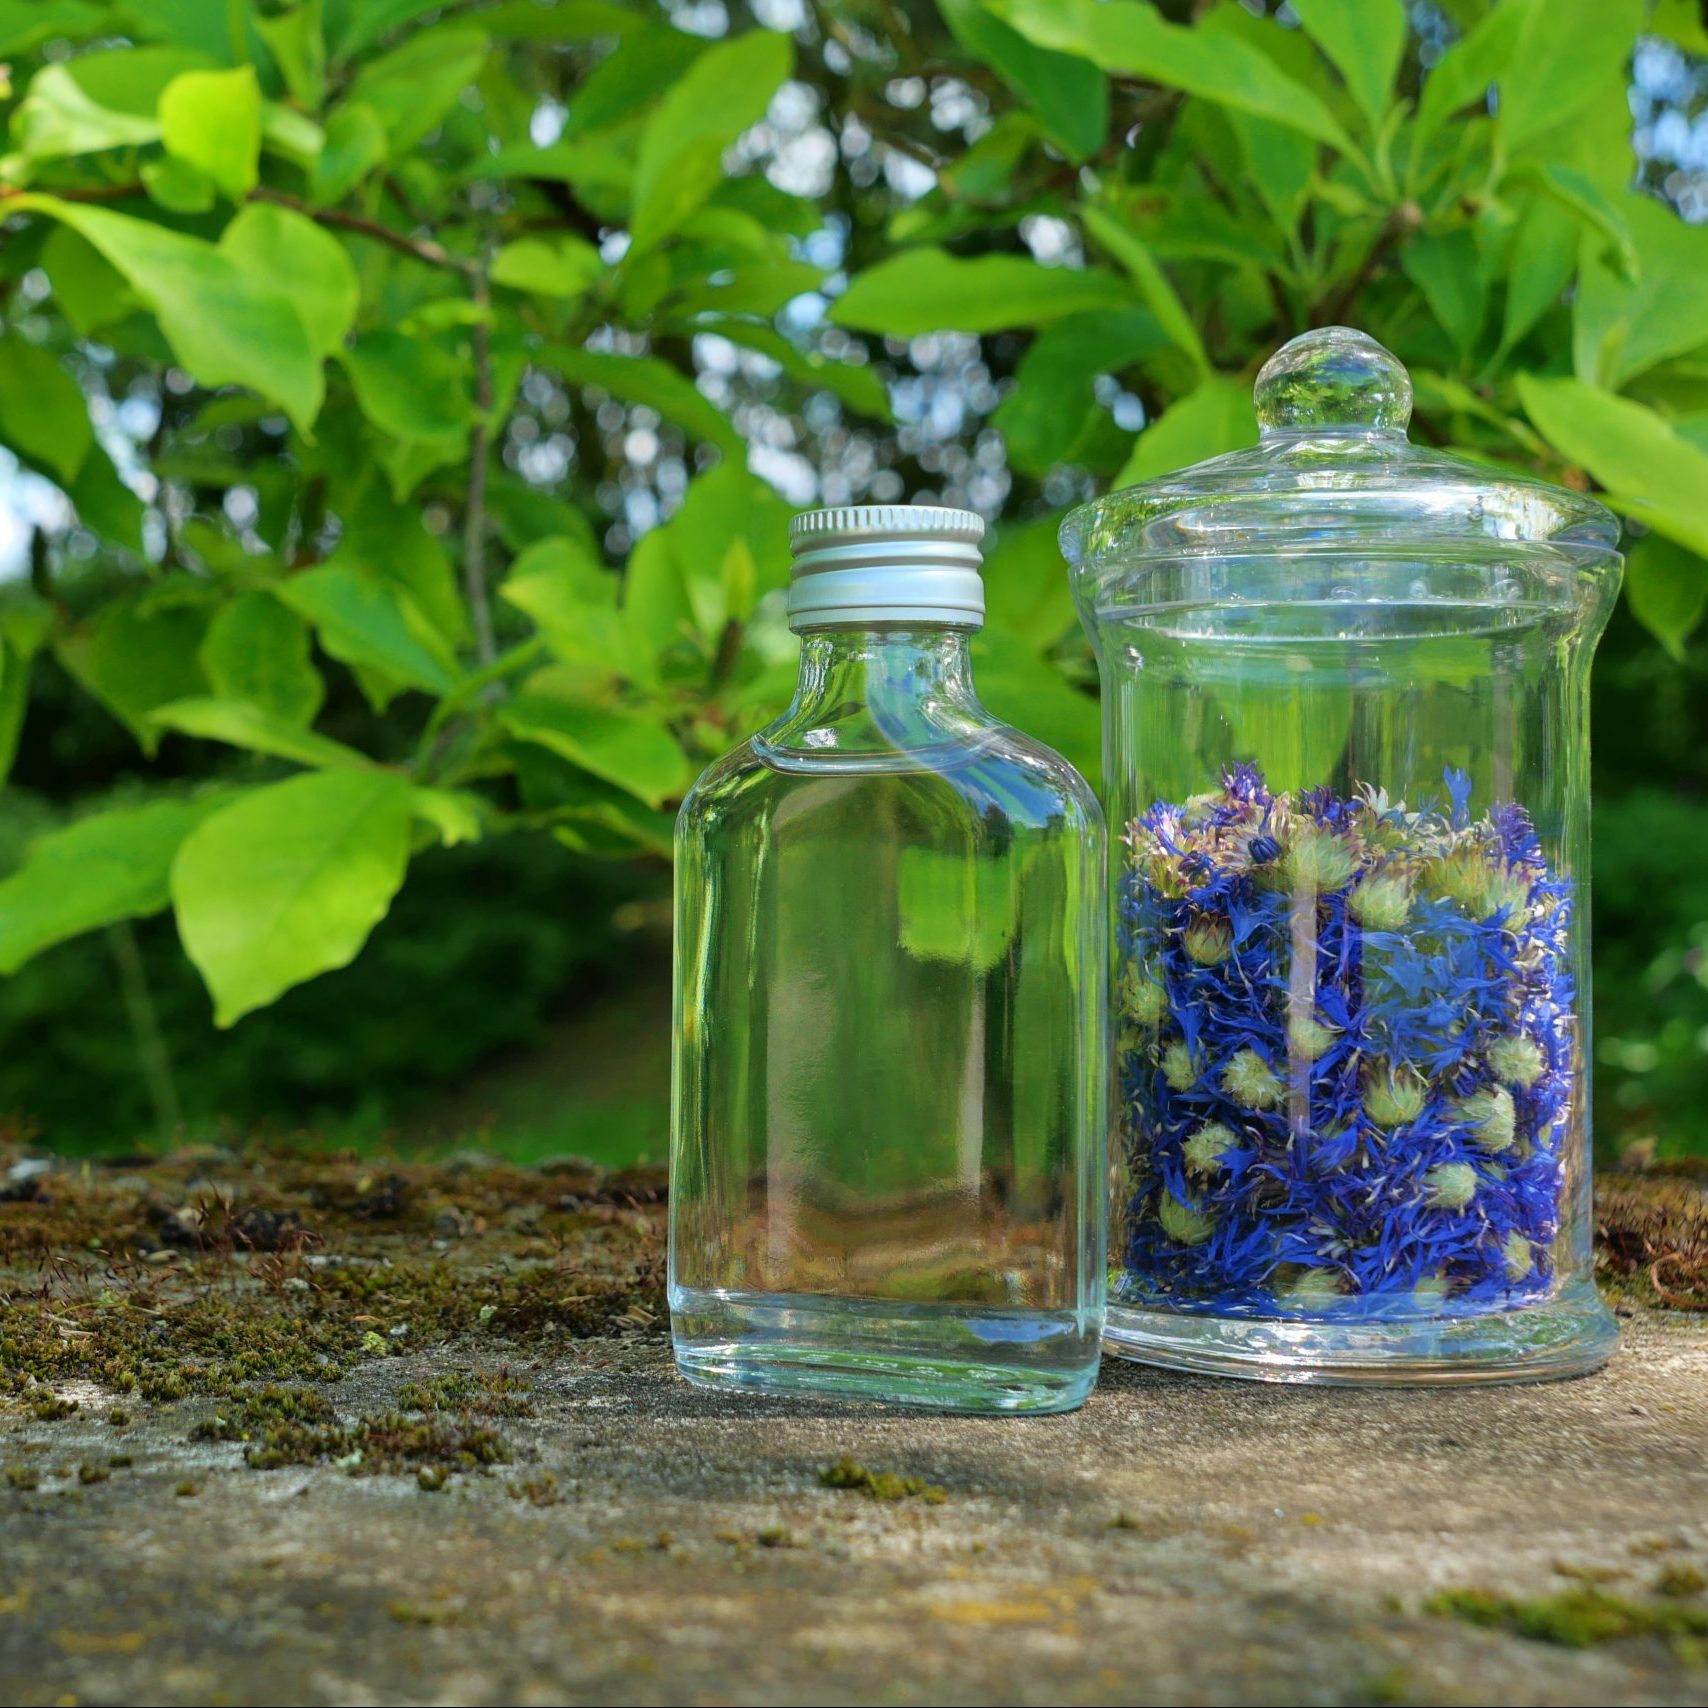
[[1253, 325, 1412, 436]]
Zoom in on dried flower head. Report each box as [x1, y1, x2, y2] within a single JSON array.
[[1349, 870, 1412, 931], [1287, 1013, 1339, 1061], [1183, 1122, 1238, 1178], [1223, 1047, 1285, 1110], [1501, 1230, 1534, 1282], [1458, 1086, 1517, 1153], [1183, 915, 1232, 966], [1156, 1191, 1215, 1246], [1284, 821, 1359, 892], [1363, 1063, 1428, 1128], [1424, 1162, 1479, 1211], [1487, 1033, 1546, 1089], [1160, 1039, 1198, 1091]]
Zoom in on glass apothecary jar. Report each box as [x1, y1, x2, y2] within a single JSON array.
[[1063, 327, 1622, 1385]]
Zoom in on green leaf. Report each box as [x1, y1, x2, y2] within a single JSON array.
[[1518, 375, 1708, 557], [159, 66, 261, 200], [970, 626, 1099, 778], [1401, 228, 1485, 354], [221, 203, 358, 360], [257, 1, 327, 111], [936, 0, 1108, 161], [0, 338, 92, 486], [478, 1, 642, 39], [1081, 208, 1208, 379], [11, 46, 205, 165], [341, 329, 471, 447], [0, 610, 47, 786], [312, 101, 389, 204], [490, 235, 605, 300], [980, 516, 1079, 647], [20, 198, 323, 432], [986, 0, 1354, 152], [501, 695, 690, 808], [1411, 0, 1525, 156], [1624, 534, 1707, 662], [1573, 192, 1708, 389], [1112, 376, 1257, 488], [1500, 198, 1577, 355], [410, 786, 484, 847], [992, 308, 1165, 477], [172, 768, 415, 1026], [55, 593, 211, 752], [0, 1, 107, 57], [464, 137, 632, 205], [500, 537, 650, 682], [141, 153, 217, 215], [622, 527, 694, 663], [1499, 0, 1640, 153], [346, 23, 488, 150], [540, 345, 740, 458], [665, 463, 795, 638], [0, 795, 235, 975], [629, 28, 793, 253], [831, 248, 1132, 335], [150, 696, 369, 770], [197, 592, 325, 727], [1290, 0, 1405, 135], [711, 323, 891, 421], [277, 564, 458, 694]]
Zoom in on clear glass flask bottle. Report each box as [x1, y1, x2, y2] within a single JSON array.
[[670, 505, 1107, 1413]]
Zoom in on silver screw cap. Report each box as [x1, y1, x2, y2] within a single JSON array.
[[787, 504, 986, 630]]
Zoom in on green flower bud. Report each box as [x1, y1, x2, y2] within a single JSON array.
[[1156, 1191, 1215, 1246], [1222, 1047, 1284, 1110], [1283, 822, 1359, 893], [1161, 1039, 1198, 1091], [1458, 1086, 1517, 1153], [1349, 870, 1412, 931], [1486, 1033, 1545, 1088], [1502, 1230, 1534, 1282], [1183, 915, 1232, 966], [1287, 1013, 1339, 1061], [1362, 1063, 1428, 1127], [1423, 1161, 1478, 1211], [1183, 1121, 1237, 1178]]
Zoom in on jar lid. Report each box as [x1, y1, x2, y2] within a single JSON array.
[[1059, 327, 1620, 571]]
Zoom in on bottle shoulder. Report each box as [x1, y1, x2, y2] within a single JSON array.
[[678, 724, 1104, 842]]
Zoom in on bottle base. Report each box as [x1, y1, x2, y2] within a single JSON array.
[[1103, 1276, 1619, 1387], [670, 1287, 1100, 1414]]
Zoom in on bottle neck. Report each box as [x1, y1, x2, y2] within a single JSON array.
[[762, 625, 989, 759]]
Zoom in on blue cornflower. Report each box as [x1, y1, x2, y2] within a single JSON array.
[[1118, 767, 1573, 1319]]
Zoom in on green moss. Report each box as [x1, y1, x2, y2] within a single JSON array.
[[1657, 1563, 1708, 1598], [1427, 1584, 1708, 1653], [4, 1465, 39, 1491], [819, 1456, 946, 1504]]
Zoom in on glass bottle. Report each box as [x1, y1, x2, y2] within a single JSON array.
[[1063, 328, 1622, 1385], [670, 505, 1107, 1413]]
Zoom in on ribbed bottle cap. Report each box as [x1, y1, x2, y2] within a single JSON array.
[[787, 504, 986, 629]]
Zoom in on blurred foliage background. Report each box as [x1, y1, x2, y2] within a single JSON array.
[[1, 0, 1706, 1164]]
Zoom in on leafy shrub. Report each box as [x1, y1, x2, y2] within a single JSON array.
[[0, 2, 1705, 1150]]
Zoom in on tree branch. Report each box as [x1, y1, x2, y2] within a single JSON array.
[[247, 187, 480, 277], [461, 266, 498, 669]]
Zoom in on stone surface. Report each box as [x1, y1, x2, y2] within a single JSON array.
[[1, 1148, 1705, 1706]]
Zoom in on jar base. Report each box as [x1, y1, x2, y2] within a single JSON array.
[[671, 1286, 1100, 1414], [1103, 1278, 1618, 1387]]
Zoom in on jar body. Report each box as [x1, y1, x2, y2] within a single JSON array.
[[1082, 546, 1620, 1383], [670, 633, 1107, 1413]]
